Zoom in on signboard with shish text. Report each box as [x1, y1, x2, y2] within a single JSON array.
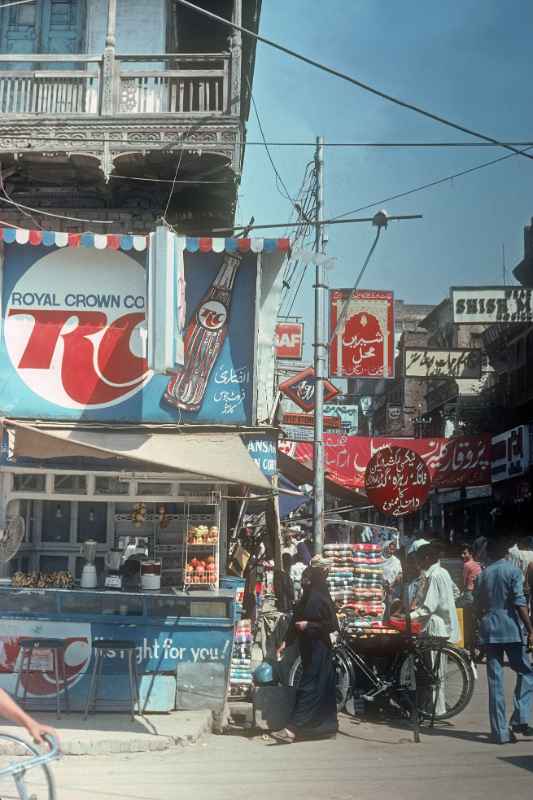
[[452, 286, 533, 324], [404, 348, 482, 380], [330, 289, 394, 379], [275, 322, 304, 360]]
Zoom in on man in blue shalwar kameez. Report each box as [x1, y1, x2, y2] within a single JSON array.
[[474, 537, 533, 744]]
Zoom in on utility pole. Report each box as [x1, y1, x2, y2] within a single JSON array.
[[313, 136, 326, 555]]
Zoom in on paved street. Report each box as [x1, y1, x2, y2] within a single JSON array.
[[25, 665, 532, 800]]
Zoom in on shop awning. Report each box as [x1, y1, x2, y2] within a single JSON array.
[[2, 419, 271, 491], [278, 451, 367, 506]]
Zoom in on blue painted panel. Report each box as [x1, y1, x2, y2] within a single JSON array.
[[0, 244, 258, 425]]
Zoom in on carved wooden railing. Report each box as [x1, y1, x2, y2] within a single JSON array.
[[0, 52, 233, 116], [0, 55, 102, 114], [116, 54, 231, 114]]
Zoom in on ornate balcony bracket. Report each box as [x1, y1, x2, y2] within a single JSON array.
[[0, 119, 241, 181]]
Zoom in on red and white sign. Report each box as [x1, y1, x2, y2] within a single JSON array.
[[329, 289, 394, 379], [275, 322, 304, 360], [285, 434, 491, 490], [279, 367, 340, 413], [4, 248, 150, 409], [0, 621, 91, 696], [364, 445, 431, 516]]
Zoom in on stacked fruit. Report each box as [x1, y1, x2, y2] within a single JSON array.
[[184, 555, 217, 584], [186, 525, 219, 544]]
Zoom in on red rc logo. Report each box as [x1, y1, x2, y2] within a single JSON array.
[[4, 249, 150, 409]]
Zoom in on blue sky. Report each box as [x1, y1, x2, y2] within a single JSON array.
[[238, 0, 533, 334]]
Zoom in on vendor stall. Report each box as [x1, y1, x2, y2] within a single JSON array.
[[0, 584, 234, 713], [0, 232, 286, 713]]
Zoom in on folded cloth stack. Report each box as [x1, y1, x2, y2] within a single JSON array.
[[352, 543, 385, 626], [229, 619, 253, 697], [324, 544, 356, 605]]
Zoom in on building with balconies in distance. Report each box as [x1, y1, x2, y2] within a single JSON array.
[[0, 0, 260, 233]]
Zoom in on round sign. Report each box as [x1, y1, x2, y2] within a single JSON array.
[[364, 445, 431, 516], [4, 247, 150, 409]]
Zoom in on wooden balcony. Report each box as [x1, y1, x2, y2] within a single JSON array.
[[0, 53, 233, 116]]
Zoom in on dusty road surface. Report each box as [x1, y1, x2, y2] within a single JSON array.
[[3, 667, 533, 800]]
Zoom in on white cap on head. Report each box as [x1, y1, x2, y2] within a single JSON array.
[[407, 538, 430, 555]]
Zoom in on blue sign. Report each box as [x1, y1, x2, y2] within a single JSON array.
[[0, 244, 258, 424]]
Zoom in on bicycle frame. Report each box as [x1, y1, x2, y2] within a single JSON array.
[[0, 734, 60, 800]]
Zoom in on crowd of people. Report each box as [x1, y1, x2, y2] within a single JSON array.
[[270, 527, 533, 746]]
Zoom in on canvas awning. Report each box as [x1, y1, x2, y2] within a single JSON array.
[[2, 419, 271, 491], [278, 450, 367, 506]]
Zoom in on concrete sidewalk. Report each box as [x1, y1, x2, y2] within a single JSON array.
[[0, 710, 212, 755]]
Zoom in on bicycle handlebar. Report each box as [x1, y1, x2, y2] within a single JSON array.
[[0, 733, 61, 778]]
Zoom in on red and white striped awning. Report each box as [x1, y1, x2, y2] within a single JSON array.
[[0, 227, 290, 254]]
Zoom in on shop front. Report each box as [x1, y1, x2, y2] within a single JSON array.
[[0, 231, 285, 712]]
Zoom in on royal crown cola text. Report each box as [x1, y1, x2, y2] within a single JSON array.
[[165, 252, 242, 411]]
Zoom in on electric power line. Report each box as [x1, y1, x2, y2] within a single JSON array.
[[248, 81, 295, 205], [0, 195, 114, 224], [174, 0, 533, 163], [0, 0, 35, 10], [2, 134, 533, 148], [330, 145, 533, 221]]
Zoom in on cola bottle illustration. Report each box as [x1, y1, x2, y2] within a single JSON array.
[[165, 251, 242, 411]]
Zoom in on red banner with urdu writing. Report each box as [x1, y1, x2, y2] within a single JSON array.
[[278, 434, 491, 490]]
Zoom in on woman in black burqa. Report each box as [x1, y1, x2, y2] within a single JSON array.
[[273, 562, 338, 743]]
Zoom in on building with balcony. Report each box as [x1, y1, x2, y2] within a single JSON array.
[[0, 0, 260, 233]]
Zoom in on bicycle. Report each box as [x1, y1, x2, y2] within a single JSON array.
[[289, 621, 475, 724], [0, 734, 60, 800]]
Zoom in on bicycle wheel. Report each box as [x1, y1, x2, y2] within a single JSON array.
[[288, 648, 353, 711], [0, 735, 56, 800], [398, 646, 474, 721]]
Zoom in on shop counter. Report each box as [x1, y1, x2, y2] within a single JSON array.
[[0, 587, 235, 713]]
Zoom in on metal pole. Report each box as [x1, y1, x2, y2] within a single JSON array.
[[313, 136, 326, 555]]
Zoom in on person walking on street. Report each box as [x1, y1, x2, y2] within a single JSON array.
[[459, 543, 482, 606], [272, 558, 338, 743], [473, 537, 533, 744], [410, 543, 460, 717]]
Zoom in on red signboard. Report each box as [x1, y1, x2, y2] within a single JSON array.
[[364, 445, 431, 516], [281, 434, 491, 490], [279, 367, 340, 413], [275, 322, 304, 360], [329, 289, 394, 379]]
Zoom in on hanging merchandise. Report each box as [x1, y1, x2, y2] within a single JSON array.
[[229, 619, 253, 697]]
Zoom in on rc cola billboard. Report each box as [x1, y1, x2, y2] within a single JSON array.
[[0, 237, 285, 424]]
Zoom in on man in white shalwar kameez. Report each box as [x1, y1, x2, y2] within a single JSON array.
[[410, 543, 460, 716]]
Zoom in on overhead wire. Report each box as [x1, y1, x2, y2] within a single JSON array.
[[174, 0, 533, 163], [329, 227, 383, 346], [0, 195, 114, 225], [247, 78, 295, 205], [162, 125, 190, 222], [330, 144, 533, 221], [0, 0, 35, 9], [3, 134, 533, 148]]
